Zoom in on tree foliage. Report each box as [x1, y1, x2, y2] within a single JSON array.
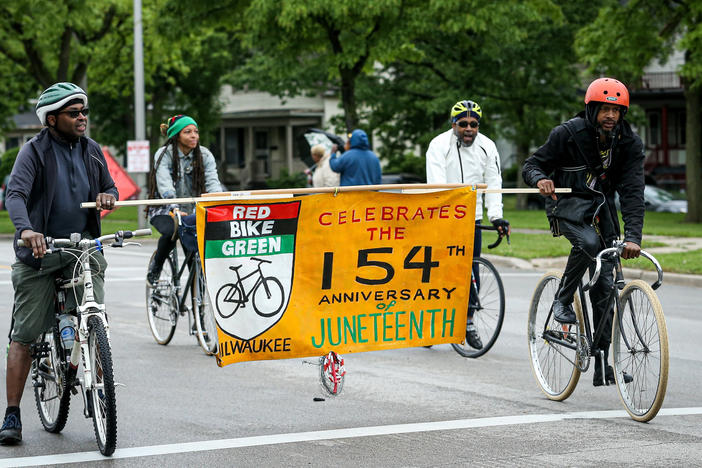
[[575, 0, 702, 221]]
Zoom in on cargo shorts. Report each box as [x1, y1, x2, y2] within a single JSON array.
[[10, 250, 107, 345]]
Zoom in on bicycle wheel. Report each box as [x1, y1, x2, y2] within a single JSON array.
[[451, 257, 505, 358], [215, 283, 243, 319], [527, 271, 584, 401], [33, 329, 71, 433], [87, 315, 117, 456], [145, 250, 178, 345], [252, 277, 285, 318], [191, 258, 219, 355], [612, 280, 669, 422]]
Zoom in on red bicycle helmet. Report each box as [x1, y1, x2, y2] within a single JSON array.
[[584, 78, 629, 109]]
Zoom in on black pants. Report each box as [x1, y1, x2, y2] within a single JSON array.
[[556, 219, 615, 350], [468, 221, 482, 318], [150, 215, 177, 271]]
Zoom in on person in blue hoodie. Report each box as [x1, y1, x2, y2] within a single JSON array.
[[329, 129, 381, 186]]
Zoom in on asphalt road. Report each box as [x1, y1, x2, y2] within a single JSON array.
[[0, 239, 700, 467]]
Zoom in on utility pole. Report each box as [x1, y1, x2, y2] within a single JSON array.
[[133, 0, 147, 228]]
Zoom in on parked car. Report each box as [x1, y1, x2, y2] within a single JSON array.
[[381, 173, 424, 185], [530, 184, 686, 214]]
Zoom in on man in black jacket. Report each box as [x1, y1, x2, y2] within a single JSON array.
[[522, 77, 644, 387], [0, 83, 117, 445]]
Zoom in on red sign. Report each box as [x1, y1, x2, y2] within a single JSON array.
[[101, 146, 141, 218]]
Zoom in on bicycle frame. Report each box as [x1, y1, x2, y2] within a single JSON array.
[[542, 241, 663, 370], [226, 260, 269, 304]]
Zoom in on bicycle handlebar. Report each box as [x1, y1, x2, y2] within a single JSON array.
[[476, 224, 509, 249], [18, 229, 152, 250], [584, 242, 663, 291]]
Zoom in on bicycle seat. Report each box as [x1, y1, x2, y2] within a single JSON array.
[[229, 265, 243, 271]]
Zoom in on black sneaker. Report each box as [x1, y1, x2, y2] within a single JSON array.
[[593, 364, 633, 387], [146, 258, 163, 287], [466, 323, 483, 350], [552, 300, 576, 324], [0, 412, 22, 445]]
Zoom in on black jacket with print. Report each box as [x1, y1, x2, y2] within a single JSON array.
[[522, 111, 645, 245]]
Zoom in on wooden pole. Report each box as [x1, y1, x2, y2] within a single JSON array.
[[80, 184, 571, 208]]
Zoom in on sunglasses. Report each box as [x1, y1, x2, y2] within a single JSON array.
[[58, 108, 90, 118], [457, 120, 478, 129]]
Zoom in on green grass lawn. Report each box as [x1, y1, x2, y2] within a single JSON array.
[[0, 206, 155, 237]]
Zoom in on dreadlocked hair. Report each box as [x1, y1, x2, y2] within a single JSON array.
[[145, 136, 206, 216]]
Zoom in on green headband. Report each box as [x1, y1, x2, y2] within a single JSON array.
[[167, 115, 198, 139]]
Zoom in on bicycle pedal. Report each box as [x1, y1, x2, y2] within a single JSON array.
[[30, 342, 51, 359]]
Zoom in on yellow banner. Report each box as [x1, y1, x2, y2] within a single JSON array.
[[196, 187, 477, 366]]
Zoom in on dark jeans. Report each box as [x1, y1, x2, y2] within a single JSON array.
[[468, 221, 482, 319], [150, 214, 178, 272], [556, 218, 615, 350]]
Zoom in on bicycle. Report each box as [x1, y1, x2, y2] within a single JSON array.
[[527, 240, 668, 422], [145, 210, 218, 355], [22, 229, 151, 456], [214, 257, 285, 319], [450, 224, 507, 358]]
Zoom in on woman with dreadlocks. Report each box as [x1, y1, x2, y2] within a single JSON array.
[[146, 114, 222, 285]]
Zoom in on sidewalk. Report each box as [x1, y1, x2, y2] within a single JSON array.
[[484, 231, 702, 288]]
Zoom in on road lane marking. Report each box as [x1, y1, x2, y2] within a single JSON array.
[[2, 407, 701, 467]]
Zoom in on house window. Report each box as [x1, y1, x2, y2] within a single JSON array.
[[647, 112, 660, 146], [225, 128, 245, 168], [254, 130, 269, 176]]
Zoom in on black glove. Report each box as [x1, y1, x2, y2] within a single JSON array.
[[491, 218, 510, 234]]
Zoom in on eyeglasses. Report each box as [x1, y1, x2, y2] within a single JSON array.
[[457, 120, 478, 129], [58, 108, 90, 118]]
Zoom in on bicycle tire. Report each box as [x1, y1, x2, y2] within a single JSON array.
[[612, 280, 669, 422], [215, 283, 243, 319], [451, 257, 505, 358], [87, 315, 117, 456], [527, 271, 584, 401], [145, 250, 178, 345], [191, 257, 219, 355], [252, 276, 285, 318], [33, 329, 71, 433]]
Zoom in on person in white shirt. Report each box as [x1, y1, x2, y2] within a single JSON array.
[[310, 144, 340, 187], [426, 99, 510, 350]]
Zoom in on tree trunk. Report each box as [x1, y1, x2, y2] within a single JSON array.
[[684, 85, 702, 222], [515, 141, 530, 210]]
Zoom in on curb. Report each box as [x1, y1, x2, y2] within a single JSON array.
[[482, 253, 702, 289]]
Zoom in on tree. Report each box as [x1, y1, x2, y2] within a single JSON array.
[[575, 0, 702, 222], [0, 0, 129, 128], [231, 0, 426, 133], [361, 0, 602, 207]]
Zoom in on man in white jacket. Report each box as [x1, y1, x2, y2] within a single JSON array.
[[426, 99, 510, 350]]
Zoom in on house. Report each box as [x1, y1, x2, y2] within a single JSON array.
[[212, 86, 343, 190], [630, 49, 686, 190]]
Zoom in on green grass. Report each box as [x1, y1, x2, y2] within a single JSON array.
[[482, 233, 665, 260], [0, 206, 156, 237], [1, 198, 700, 274], [500, 196, 702, 237]]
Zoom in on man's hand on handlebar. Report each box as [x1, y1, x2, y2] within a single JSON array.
[[621, 241, 641, 259], [95, 193, 116, 212], [536, 178, 558, 200], [20, 229, 47, 258], [491, 218, 511, 237]]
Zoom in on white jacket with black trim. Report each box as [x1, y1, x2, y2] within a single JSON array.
[[425, 128, 503, 221]]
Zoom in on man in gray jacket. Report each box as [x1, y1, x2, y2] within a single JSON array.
[[0, 83, 117, 445]]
